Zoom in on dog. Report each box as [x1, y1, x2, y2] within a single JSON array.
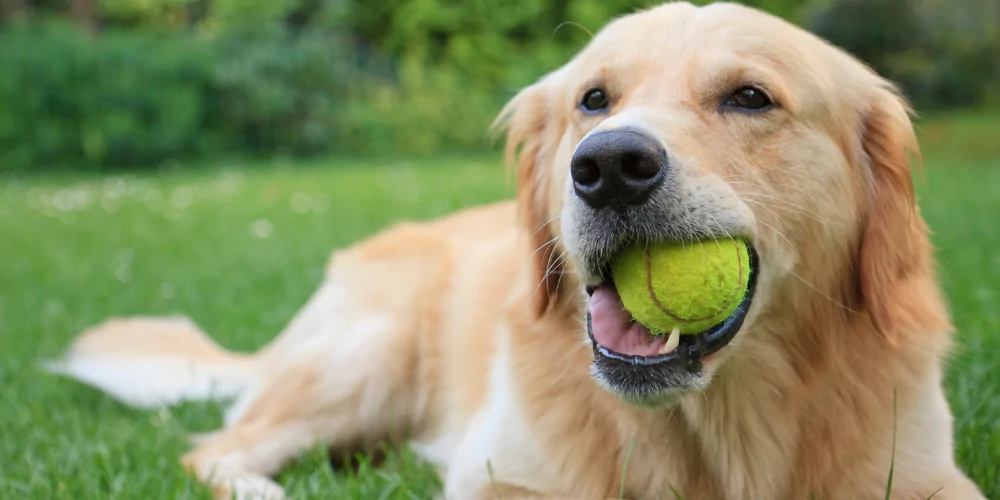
[[48, 2, 986, 499]]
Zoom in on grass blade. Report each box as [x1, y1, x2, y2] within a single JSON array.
[[668, 483, 684, 500], [885, 388, 898, 500], [620, 434, 638, 499]]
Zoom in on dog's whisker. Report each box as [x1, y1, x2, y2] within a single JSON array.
[[740, 193, 815, 217], [790, 270, 859, 314], [549, 249, 571, 280], [554, 256, 571, 299], [719, 178, 780, 194], [705, 213, 732, 243], [735, 190, 814, 212], [532, 215, 563, 237], [553, 21, 594, 38], [751, 201, 831, 225], [528, 271, 552, 304], [531, 234, 563, 257], [743, 196, 834, 226], [722, 178, 836, 224], [530, 246, 571, 303], [755, 219, 797, 253], [721, 178, 817, 212], [743, 199, 789, 226], [750, 218, 856, 313]]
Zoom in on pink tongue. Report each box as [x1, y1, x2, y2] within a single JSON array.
[[589, 285, 667, 357]]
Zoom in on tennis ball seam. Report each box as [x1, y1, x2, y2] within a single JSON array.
[[642, 239, 746, 323]]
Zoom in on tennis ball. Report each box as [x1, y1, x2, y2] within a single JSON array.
[[612, 238, 750, 335]]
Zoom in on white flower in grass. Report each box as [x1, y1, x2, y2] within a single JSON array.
[[170, 187, 194, 210], [115, 264, 132, 283], [252, 218, 274, 239], [290, 192, 311, 214]]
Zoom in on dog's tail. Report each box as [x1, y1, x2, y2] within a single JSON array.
[[43, 316, 256, 409]]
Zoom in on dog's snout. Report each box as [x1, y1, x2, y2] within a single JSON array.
[[571, 128, 667, 210]]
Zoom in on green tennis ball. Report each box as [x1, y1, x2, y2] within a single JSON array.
[[612, 237, 750, 335]]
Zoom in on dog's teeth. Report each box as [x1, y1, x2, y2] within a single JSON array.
[[660, 326, 681, 354]]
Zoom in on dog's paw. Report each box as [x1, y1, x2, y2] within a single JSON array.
[[212, 474, 286, 500]]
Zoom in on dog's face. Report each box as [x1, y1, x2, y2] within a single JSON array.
[[501, 2, 927, 405]]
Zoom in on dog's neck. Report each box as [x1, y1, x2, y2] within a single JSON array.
[[667, 273, 951, 498]]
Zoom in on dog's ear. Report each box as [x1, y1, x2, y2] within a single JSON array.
[[493, 74, 568, 316], [856, 84, 933, 341]]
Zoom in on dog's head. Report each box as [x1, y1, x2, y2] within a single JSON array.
[[498, 2, 938, 405]]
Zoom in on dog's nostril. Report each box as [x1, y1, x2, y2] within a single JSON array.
[[572, 159, 601, 186], [621, 153, 659, 180], [570, 128, 667, 209]]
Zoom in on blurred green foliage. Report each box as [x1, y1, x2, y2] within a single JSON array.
[[0, 0, 997, 171], [210, 27, 351, 156], [807, 0, 1000, 108], [0, 22, 216, 168]]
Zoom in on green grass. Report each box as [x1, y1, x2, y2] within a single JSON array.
[[1, 112, 999, 498], [0, 156, 511, 499]]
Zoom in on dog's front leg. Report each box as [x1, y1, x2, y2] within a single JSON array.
[[180, 286, 419, 499], [181, 350, 413, 500]]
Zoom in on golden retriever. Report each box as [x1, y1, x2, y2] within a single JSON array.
[[48, 2, 986, 499]]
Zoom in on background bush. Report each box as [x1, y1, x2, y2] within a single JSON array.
[[0, 0, 997, 171], [0, 22, 216, 169], [807, 0, 1000, 108], [210, 27, 351, 157]]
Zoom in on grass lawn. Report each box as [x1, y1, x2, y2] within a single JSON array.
[[1, 112, 998, 498]]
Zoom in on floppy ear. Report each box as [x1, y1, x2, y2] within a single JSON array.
[[856, 84, 933, 341], [493, 75, 568, 316]]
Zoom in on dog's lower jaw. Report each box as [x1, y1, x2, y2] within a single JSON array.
[[587, 355, 711, 408], [591, 370, 704, 409]]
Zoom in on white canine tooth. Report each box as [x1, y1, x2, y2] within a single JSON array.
[[661, 326, 681, 354]]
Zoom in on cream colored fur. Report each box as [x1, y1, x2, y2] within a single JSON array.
[[49, 3, 984, 499]]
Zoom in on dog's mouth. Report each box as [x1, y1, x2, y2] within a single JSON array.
[[585, 245, 758, 374]]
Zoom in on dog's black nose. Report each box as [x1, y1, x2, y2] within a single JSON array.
[[570, 128, 667, 210]]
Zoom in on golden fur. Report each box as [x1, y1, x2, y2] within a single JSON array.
[[50, 3, 985, 499]]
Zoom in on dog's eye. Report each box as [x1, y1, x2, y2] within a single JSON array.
[[580, 88, 609, 113], [724, 86, 772, 111]]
